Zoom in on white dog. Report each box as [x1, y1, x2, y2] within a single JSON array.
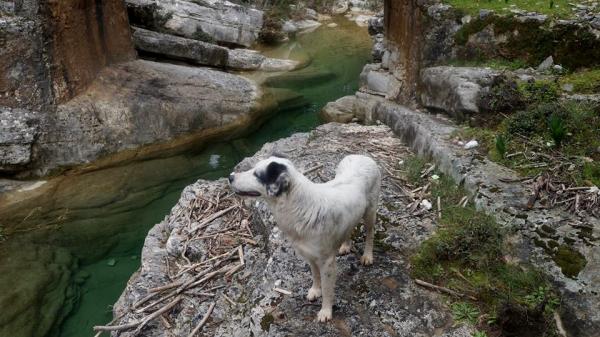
[[228, 155, 381, 322]]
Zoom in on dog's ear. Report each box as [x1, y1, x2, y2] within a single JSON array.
[[264, 162, 290, 197]]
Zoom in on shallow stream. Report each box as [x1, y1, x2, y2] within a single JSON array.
[[0, 17, 371, 337]]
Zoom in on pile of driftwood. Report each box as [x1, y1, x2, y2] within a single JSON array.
[[93, 190, 254, 337], [524, 173, 599, 217]]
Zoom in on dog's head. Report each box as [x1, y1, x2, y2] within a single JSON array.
[[229, 156, 292, 198]]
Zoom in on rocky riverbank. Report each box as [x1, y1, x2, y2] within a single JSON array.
[[110, 123, 474, 337], [0, 0, 306, 178]]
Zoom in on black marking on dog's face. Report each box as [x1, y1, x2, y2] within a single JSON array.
[[255, 161, 290, 197]]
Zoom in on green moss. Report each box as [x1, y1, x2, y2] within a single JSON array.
[[191, 27, 215, 43], [410, 169, 559, 334], [260, 313, 274, 331], [447, 58, 529, 70], [518, 80, 560, 104], [552, 245, 587, 279], [454, 13, 600, 69], [445, 0, 582, 18], [560, 68, 600, 94]]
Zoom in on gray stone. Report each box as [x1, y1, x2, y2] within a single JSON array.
[[591, 15, 600, 29], [319, 95, 358, 123], [132, 27, 229, 67], [419, 66, 501, 118], [112, 123, 475, 337], [35, 60, 265, 175], [126, 0, 263, 48], [368, 12, 384, 35], [305, 8, 318, 21], [538, 55, 554, 71], [479, 9, 494, 19], [282, 20, 298, 34], [227, 49, 299, 72], [372, 34, 385, 61], [0, 107, 38, 171]]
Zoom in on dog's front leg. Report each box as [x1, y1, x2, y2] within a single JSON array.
[[307, 260, 322, 301], [317, 255, 336, 322]]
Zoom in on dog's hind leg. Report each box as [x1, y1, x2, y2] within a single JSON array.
[[317, 255, 337, 322], [360, 205, 376, 266], [307, 260, 322, 301], [338, 240, 352, 255]]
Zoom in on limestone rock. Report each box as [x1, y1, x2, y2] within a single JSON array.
[[538, 56, 554, 71], [420, 66, 504, 119], [132, 27, 229, 67], [35, 60, 262, 174], [126, 0, 263, 48], [368, 12, 384, 35], [320, 95, 358, 123], [0, 107, 38, 171]]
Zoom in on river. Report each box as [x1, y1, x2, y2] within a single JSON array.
[[0, 17, 371, 337]]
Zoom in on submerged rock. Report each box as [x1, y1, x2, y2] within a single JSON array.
[[112, 123, 473, 337]]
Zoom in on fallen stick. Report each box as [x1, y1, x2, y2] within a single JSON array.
[[187, 302, 216, 337], [273, 287, 292, 296], [420, 164, 436, 178], [302, 164, 324, 175], [437, 196, 441, 219], [191, 205, 237, 233], [94, 296, 182, 332], [414, 279, 477, 301]]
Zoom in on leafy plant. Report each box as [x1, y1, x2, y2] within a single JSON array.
[[495, 134, 507, 159], [452, 302, 480, 325], [548, 113, 567, 146], [473, 331, 488, 337]]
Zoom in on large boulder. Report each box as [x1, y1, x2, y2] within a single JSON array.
[[320, 96, 358, 123], [126, 0, 263, 48], [34, 60, 264, 174], [131, 27, 229, 67], [419, 66, 523, 121]]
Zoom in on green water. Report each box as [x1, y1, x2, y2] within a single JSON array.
[[0, 17, 371, 337]]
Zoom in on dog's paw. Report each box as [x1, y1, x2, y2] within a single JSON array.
[[360, 254, 373, 266], [338, 242, 351, 255], [317, 308, 332, 322], [307, 287, 322, 301]]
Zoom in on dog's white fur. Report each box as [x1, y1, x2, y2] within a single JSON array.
[[229, 155, 381, 322]]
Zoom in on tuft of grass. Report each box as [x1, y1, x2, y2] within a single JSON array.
[[559, 68, 600, 94], [547, 113, 567, 147], [403, 156, 428, 185], [495, 134, 507, 159], [452, 302, 480, 325]]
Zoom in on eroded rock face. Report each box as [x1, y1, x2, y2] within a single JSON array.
[[126, 0, 263, 48], [112, 123, 473, 337], [131, 27, 229, 67], [34, 59, 261, 174]]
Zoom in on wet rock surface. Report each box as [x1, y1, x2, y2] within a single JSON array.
[[112, 123, 473, 337]]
